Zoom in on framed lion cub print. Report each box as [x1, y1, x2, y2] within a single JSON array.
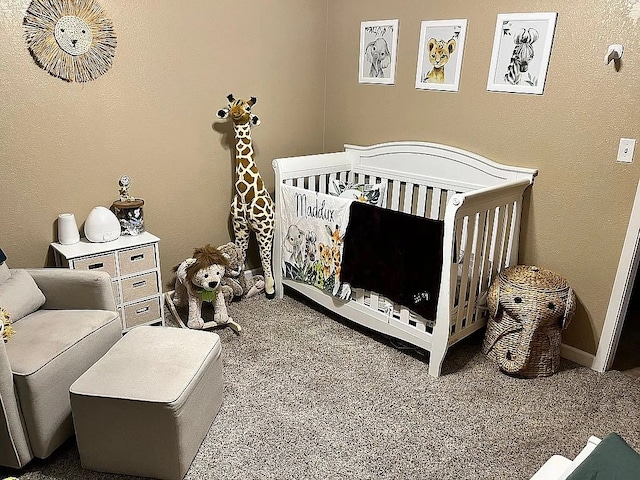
[[415, 19, 467, 92]]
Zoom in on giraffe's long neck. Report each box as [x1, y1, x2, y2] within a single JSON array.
[[233, 122, 264, 203]]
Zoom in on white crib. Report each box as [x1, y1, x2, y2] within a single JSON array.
[[272, 141, 537, 377]]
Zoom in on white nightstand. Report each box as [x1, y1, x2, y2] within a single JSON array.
[[51, 232, 164, 332]]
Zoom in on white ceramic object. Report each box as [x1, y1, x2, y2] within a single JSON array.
[[84, 206, 120, 243], [57, 213, 80, 245]]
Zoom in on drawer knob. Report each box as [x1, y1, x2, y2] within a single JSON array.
[[132, 280, 147, 288], [135, 306, 150, 315], [130, 254, 144, 261], [88, 263, 104, 269]]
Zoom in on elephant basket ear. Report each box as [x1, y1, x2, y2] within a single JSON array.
[[562, 287, 577, 329], [487, 279, 501, 319]]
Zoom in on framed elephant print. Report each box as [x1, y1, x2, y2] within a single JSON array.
[[415, 19, 468, 92], [359, 19, 399, 85], [487, 12, 558, 95]]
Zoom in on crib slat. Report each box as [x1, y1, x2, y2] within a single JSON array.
[[492, 204, 507, 276], [370, 293, 380, 311], [480, 207, 497, 292], [503, 202, 516, 268], [498, 203, 514, 269], [390, 180, 401, 211], [430, 187, 442, 219], [416, 185, 427, 217], [399, 307, 410, 324], [403, 183, 414, 214], [319, 174, 328, 194]]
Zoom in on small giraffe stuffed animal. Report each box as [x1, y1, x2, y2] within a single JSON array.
[[216, 94, 275, 298]]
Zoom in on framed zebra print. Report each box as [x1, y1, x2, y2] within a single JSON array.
[[486, 12, 557, 95]]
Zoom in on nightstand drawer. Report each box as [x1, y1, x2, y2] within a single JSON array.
[[73, 252, 117, 277], [118, 244, 156, 276], [121, 271, 159, 303], [123, 297, 161, 329]]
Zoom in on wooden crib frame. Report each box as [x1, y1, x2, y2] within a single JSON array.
[[272, 141, 537, 377]]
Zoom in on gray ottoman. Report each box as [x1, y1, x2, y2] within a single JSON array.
[[70, 326, 223, 480]]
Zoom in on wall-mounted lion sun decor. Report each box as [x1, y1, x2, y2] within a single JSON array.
[[23, 0, 117, 83]]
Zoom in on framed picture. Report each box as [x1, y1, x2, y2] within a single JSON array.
[[415, 19, 468, 92], [487, 12, 558, 95], [359, 19, 399, 85]]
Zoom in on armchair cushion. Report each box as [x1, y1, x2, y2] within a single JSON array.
[[0, 270, 45, 322]]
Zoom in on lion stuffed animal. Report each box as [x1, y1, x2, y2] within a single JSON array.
[[169, 244, 234, 330]]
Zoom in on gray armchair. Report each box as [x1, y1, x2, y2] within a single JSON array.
[[0, 260, 121, 469]]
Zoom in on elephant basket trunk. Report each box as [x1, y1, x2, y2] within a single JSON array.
[[482, 265, 575, 378]]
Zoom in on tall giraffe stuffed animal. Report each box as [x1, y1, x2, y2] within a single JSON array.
[[216, 94, 275, 299]]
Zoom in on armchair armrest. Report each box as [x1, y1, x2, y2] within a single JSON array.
[[0, 340, 32, 468], [26, 269, 117, 311]]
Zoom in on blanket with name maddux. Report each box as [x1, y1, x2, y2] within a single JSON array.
[[279, 184, 352, 299]]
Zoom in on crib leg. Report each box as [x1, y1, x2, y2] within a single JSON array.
[[428, 343, 448, 377]]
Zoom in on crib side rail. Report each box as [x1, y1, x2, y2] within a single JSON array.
[[433, 178, 534, 347]]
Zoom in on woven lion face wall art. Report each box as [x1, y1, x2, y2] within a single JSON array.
[[23, 0, 117, 82]]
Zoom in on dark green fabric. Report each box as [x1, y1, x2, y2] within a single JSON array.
[[566, 433, 640, 480]]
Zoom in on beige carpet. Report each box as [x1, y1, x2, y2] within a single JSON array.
[[3, 291, 639, 480]]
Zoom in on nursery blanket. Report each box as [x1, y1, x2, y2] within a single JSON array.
[[340, 202, 445, 321], [279, 184, 353, 299]]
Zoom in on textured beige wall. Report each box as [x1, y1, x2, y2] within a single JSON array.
[[0, 1, 327, 284], [325, 0, 640, 354]]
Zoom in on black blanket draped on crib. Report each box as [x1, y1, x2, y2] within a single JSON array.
[[340, 202, 445, 321]]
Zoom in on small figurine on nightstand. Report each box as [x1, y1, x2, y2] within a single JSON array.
[[118, 174, 135, 202], [111, 175, 145, 236]]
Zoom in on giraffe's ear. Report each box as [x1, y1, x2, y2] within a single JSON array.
[[227, 93, 235, 103], [217, 108, 229, 119], [250, 114, 260, 126], [248, 96, 257, 106]]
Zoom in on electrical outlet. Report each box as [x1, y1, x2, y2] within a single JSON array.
[[617, 138, 636, 163]]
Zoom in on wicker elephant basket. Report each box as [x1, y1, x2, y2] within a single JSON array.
[[482, 265, 575, 378]]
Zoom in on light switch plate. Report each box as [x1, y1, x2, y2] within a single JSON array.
[[617, 138, 636, 163]]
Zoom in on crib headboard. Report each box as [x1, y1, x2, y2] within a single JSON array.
[[344, 142, 538, 193]]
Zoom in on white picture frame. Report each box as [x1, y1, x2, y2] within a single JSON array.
[[359, 19, 399, 85], [487, 12, 558, 95], [415, 19, 468, 92]]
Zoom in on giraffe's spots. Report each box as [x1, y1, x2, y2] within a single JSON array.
[[241, 137, 250, 144], [255, 197, 266, 207], [244, 172, 255, 184], [241, 147, 251, 156], [256, 178, 264, 190], [237, 182, 247, 193]]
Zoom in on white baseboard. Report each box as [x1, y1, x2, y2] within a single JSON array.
[[561, 343, 596, 369]]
